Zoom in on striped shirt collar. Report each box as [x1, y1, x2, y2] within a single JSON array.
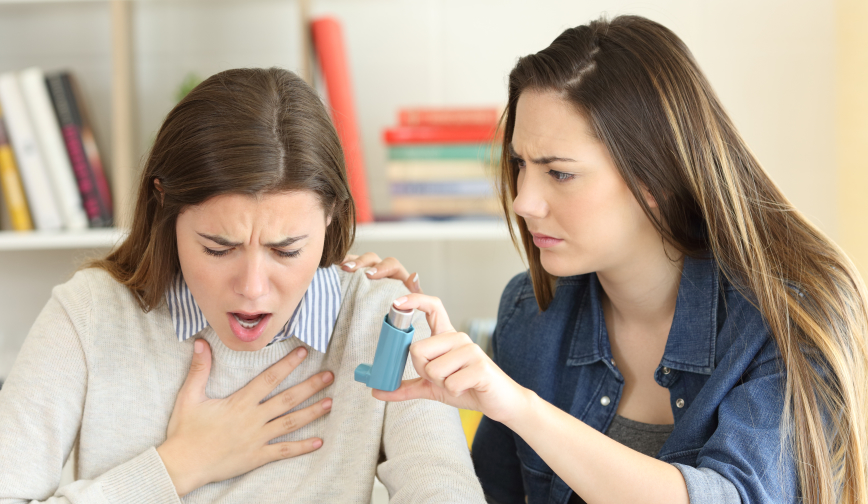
[[165, 266, 342, 353]]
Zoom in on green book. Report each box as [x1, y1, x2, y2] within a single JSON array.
[[388, 144, 500, 162]]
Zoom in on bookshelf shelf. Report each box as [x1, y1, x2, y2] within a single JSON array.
[[0, 220, 515, 251], [0, 228, 124, 250]]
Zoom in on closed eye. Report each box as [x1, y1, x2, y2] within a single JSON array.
[[509, 156, 526, 170], [275, 249, 301, 259], [203, 246, 232, 257], [547, 169, 575, 182]]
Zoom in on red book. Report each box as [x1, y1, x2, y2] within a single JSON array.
[[311, 17, 373, 223], [399, 107, 499, 127], [46, 72, 113, 227], [383, 125, 498, 145]]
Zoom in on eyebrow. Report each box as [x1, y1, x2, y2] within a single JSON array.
[[197, 233, 308, 248], [508, 144, 577, 165]]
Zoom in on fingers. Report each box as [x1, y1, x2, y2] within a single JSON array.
[[419, 337, 481, 390], [404, 272, 423, 294], [240, 346, 309, 402], [392, 293, 455, 335], [261, 370, 334, 420], [372, 377, 438, 402], [341, 254, 414, 284], [259, 438, 324, 466], [340, 252, 380, 272], [177, 339, 213, 405], [262, 397, 333, 441]]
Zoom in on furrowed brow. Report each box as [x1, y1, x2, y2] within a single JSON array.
[[264, 235, 308, 248], [509, 143, 576, 165], [198, 233, 242, 247]]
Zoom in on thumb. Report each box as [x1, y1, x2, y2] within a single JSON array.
[[372, 378, 437, 403], [179, 339, 212, 404]]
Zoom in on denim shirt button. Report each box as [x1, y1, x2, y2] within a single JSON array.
[[600, 396, 611, 406], [610, 358, 616, 366], [662, 367, 671, 374], [676, 398, 685, 408]]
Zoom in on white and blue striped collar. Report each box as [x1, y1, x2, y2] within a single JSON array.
[[165, 266, 342, 353]]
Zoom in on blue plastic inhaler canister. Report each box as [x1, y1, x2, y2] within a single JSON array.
[[354, 305, 415, 392]]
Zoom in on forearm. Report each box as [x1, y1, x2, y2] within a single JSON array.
[[505, 391, 689, 504]]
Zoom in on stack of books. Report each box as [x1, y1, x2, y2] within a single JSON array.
[[0, 67, 112, 232], [381, 107, 501, 219]]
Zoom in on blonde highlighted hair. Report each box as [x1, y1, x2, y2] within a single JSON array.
[[498, 15, 868, 503]]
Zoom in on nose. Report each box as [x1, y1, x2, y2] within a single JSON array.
[[235, 252, 269, 301], [512, 169, 548, 220]]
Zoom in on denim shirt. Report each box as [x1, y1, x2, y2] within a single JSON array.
[[471, 256, 798, 504]]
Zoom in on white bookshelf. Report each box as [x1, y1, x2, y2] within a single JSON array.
[[0, 220, 516, 250]]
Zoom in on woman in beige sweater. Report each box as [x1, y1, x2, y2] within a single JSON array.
[[0, 68, 484, 504]]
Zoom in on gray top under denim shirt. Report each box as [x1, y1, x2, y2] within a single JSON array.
[[472, 256, 797, 504]]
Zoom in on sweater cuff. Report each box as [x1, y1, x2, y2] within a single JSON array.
[[100, 447, 181, 504], [672, 464, 741, 504]]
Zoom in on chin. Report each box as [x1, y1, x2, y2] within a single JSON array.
[[539, 251, 593, 278]]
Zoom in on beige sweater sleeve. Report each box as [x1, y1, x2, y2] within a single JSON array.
[[375, 310, 486, 504], [0, 279, 179, 504]]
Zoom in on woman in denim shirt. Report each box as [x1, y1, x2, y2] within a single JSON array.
[[354, 15, 868, 504]]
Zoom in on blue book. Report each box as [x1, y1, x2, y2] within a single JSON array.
[[390, 180, 494, 196]]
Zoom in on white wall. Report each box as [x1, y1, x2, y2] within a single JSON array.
[[0, 0, 838, 371]]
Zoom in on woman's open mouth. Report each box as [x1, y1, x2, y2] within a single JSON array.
[[227, 312, 273, 342]]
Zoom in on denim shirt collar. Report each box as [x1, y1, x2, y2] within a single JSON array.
[[565, 255, 719, 376]]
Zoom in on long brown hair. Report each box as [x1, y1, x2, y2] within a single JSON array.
[[497, 16, 868, 504], [92, 67, 355, 311]]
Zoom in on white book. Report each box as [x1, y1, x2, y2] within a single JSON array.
[[0, 72, 62, 231], [19, 67, 88, 230]]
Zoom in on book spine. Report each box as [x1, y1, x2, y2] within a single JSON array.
[[387, 160, 491, 181], [19, 68, 88, 230], [390, 195, 501, 217], [398, 108, 499, 127], [383, 125, 498, 145], [311, 17, 373, 223], [0, 73, 63, 231], [0, 115, 33, 231], [388, 144, 497, 161], [390, 180, 494, 197], [46, 73, 111, 227], [65, 73, 113, 220]]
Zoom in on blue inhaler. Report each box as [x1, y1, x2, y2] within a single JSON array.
[[355, 306, 415, 392]]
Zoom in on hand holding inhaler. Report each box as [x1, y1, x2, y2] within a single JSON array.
[[355, 305, 416, 391], [371, 293, 533, 426]]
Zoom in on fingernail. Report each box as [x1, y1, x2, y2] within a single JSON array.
[[393, 296, 407, 306], [412, 273, 420, 285], [343, 261, 355, 269], [365, 268, 377, 276], [322, 398, 333, 409], [312, 439, 323, 449], [322, 372, 333, 383], [297, 347, 308, 358], [194, 340, 204, 354]]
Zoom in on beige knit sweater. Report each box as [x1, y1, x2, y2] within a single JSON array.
[[0, 267, 485, 503]]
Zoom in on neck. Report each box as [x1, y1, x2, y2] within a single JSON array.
[[597, 239, 684, 328]]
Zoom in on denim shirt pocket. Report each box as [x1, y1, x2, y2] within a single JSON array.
[[519, 461, 554, 503]]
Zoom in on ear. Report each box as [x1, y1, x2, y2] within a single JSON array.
[[640, 184, 659, 209], [153, 178, 165, 206]]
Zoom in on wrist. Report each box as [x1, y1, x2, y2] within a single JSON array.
[[156, 440, 204, 497], [502, 387, 541, 434]]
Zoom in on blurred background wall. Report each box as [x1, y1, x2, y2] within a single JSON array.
[[0, 0, 841, 232]]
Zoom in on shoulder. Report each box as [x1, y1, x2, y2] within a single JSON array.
[[52, 267, 139, 314], [714, 274, 780, 371], [337, 267, 410, 313]]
